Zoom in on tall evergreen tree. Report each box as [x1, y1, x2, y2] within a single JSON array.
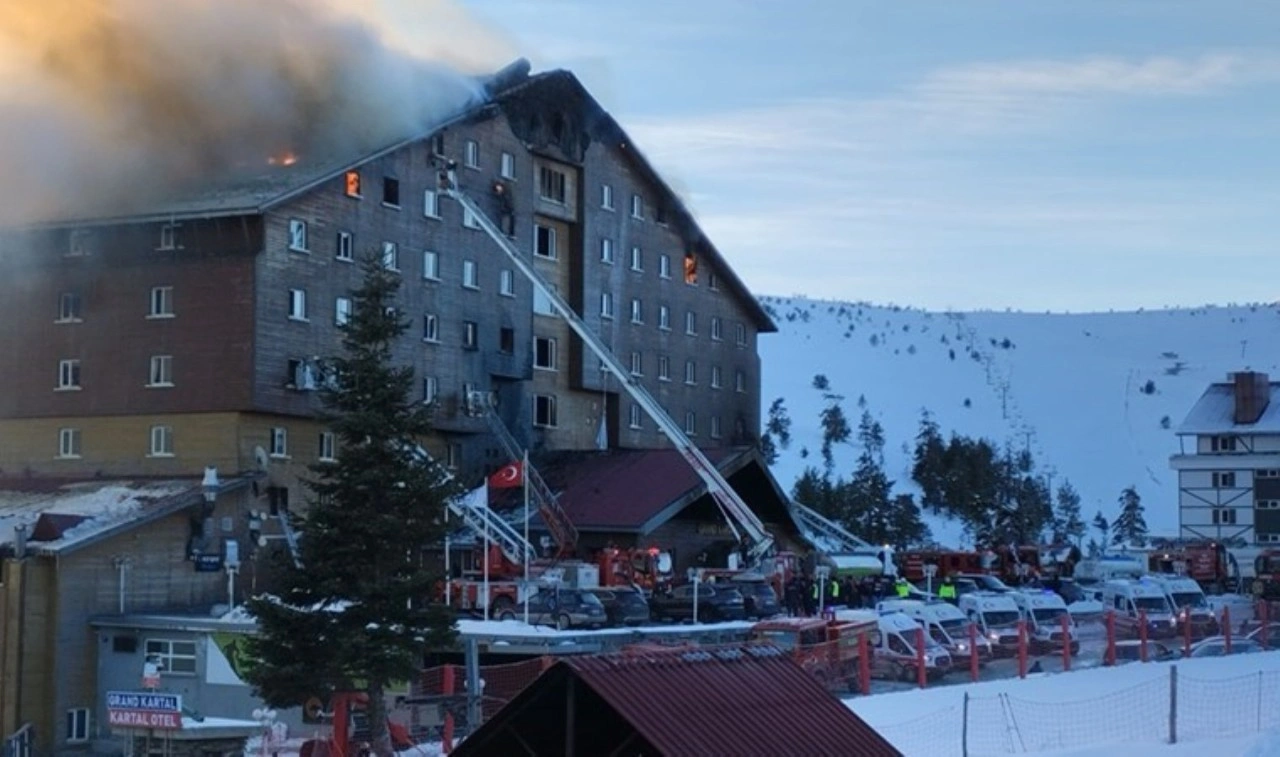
[[758, 397, 792, 465], [1111, 486, 1149, 547], [1053, 480, 1086, 546], [1092, 510, 1110, 546], [245, 255, 456, 756], [911, 410, 947, 513], [818, 399, 851, 473]]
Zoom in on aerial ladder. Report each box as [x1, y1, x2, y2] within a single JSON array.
[[789, 500, 873, 553], [439, 165, 776, 565]]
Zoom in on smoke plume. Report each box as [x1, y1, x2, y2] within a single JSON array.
[[0, 0, 511, 224]]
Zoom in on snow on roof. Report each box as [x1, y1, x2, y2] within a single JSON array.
[[0, 479, 196, 554], [1178, 382, 1280, 435]]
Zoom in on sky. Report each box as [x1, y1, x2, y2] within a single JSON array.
[[382, 1, 1280, 312]]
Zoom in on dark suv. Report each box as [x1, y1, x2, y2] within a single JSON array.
[[586, 587, 651, 627], [650, 583, 747, 623], [495, 588, 606, 630], [724, 579, 781, 619]]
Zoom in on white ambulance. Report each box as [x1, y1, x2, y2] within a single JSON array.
[[875, 598, 994, 661], [958, 592, 1023, 656], [1010, 590, 1079, 654]]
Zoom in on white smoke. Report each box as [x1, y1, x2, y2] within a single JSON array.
[[0, 0, 516, 224]]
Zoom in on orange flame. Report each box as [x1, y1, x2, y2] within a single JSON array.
[[267, 152, 298, 167]]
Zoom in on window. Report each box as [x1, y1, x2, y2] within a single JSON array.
[[658, 305, 671, 331], [631, 194, 643, 219], [270, 427, 288, 458], [68, 229, 93, 257], [600, 292, 614, 319], [422, 376, 438, 404], [1213, 508, 1238, 526], [149, 286, 174, 317], [499, 269, 515, 297], [159, 223, 179, 250], [382, 241, 400, 271], [422, 313, 439, 342], [463, 207, 481, 229], [288, 219, 308, 252], [149, 425, 174, 457], [539, 166, 567, 204], [319, 432, 336, 462], [602, 184, 614, 210], [533, 394, 558, 427], [57, 292, 81, 322], [57, 359, 80, 390], [684, 411, 697, 436], [1258, 500, 1280, 510], [424, 190, 441, 218], [711, 365, 723, 389], [382, 176, 400, 207], [465, 140, 480, 168], [1213, 472, 1237, 488], [500, 151, 515, 179], [463, 321, 478, 350], [684, 252, 698, 285], [534, 285, 557, 316], [630, 246, 643, 271], [629, 404, 643, 429], [148, 355, 173, 386], [658, 355, 671, 381], [709, 272, 720, 291], [462, 259, 479, 289], [656, 204, 669, 225], [431, 134, 445, 156], [144, 639, 197, 675], [66, 708, 89, 743], [336, 231, 353, 261], [600, 238, 615, 264], [534, 337, 557, 370], [684, 360, 697, 385], [659, 254, 671, 279], [711, 317, 722, 341], [499, 327, 515, 354], [1212, 436, 1239, 452], [630, 299, 643, 324], [1260, 470, 1280, 479], [711, 415, 722, 439], [344, 170, 362, 198], [735, 322, 747, 347], [685, 311, 697, 335], [58, 428, 81, 458], [535, 224, 557, 259], [288, 289, 308, 320], [630, 351, 643, 376], [335, 297, 352, 326], [422, 250, 440, 280], [735, 369, 746, 393]]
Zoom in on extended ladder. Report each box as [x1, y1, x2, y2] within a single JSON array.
[[790, 500, 873, 553]]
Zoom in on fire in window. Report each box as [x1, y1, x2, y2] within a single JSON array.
[[683, 252, 698, 285], [345, 171, 362, 198]]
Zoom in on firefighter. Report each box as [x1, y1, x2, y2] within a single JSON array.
[[895, 577, 911, 598], [938, 575, 957, 604], [803, 576, 818, 616], [828, 576, 841, 607]]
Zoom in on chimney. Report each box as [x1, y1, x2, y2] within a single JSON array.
[[13, 523, 27, 559], [1231, 371, 1271, 424]]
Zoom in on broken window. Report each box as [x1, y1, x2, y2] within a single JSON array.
[[535, 224, 557, 259], [57, 292, 81, 322], [499, 327, 515, 355], [383, 177, 400, 206], [345, 171, 362, 198], [533, 394, 558, 427], [538, 166, 567, 204], [684, 252, 698, 285], [534, 337, 557, 369], [288, 219, 308, 252]]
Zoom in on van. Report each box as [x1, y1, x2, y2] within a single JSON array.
[[1074, 554, 1146, 583], [834, 610, 953, 681], [1010, 590, 1079, 654], [875, 599, 994, 661], [958, 592, 1023, 656], [1145, 574, 1219, 639], [1101, 579, 1178, 639]]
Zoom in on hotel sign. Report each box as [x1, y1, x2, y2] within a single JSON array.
[[106, 691, 183, 731]]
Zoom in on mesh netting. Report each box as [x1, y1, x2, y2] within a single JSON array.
[[1178, 670, 1280, 741], [874, 706, 963, 757]]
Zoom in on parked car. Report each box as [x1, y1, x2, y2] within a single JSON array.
[[724, 579, 781, 618], [1188, 636, 1265, 658], [956, 573, 1016, 594], [1245, 623, 1280, 646], [650, 583, 747, 623], [586, 587, 651, 627], [1112, 640, 1181, 663], [495, 588, 606, 630]]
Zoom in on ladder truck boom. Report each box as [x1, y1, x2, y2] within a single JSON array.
[[439, 166, 775, 564]]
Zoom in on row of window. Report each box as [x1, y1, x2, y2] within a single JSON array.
[[55, 286, 174, 322], [56, 426, 335, 461], [65, 224, 182, 258], [54, 356, 174, 390], [525, 393, 721, 438]]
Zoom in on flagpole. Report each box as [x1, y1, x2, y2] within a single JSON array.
[[482, 480, 490, 622], [523, 450, 530, 625], [444, 505, 451, 607]]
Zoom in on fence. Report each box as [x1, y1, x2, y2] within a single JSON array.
[[873, 665, 1280, 756], [2, 724, 31, 757]]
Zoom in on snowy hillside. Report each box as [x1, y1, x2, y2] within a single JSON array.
[[757, 296, 1280, 546]]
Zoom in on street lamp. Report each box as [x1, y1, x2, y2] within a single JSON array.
[[202, 466, 220, 504]]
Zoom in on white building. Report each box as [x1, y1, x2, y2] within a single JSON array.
[[1171, 371, 1280, 545]]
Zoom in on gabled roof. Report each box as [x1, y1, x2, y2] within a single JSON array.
[[452, 644, 901, 757], [1177, 382, 1280, 435]]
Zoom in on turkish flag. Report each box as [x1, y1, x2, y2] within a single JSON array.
[[488, 461, 524, 489]]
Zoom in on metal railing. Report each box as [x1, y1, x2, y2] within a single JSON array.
[[3, 724, 32, 757]]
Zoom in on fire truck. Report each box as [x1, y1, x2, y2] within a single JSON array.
[[1251, 550, 1280, 600], [1148, 540, 1235, 593], [899, 550, 984, 583], [749, 616, 879, 692]]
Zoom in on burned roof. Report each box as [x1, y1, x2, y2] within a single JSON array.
[[452, 644, 902, 757]]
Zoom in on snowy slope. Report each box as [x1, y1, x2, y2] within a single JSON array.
[[758, 297, 1280, 545]]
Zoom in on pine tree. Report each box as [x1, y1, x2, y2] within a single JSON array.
[[758, 397, 792, 465], [1053, 480, 1086, 546], [818, 399, 851, 473], [1092, 511, 1110, 547], [1111, 486, 1149, 548], [245, 255, 456, 756], [911, 410, 947, 512]]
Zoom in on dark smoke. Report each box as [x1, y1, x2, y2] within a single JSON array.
[[0, 0, 502, 224]]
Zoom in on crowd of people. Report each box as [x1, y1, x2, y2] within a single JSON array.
[[781, 573, 969, 617]]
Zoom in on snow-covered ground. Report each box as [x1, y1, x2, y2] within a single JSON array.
[[848, 650, 1280, 756], [759, 298, 1280, 544], [0, 480, 192, 551]]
